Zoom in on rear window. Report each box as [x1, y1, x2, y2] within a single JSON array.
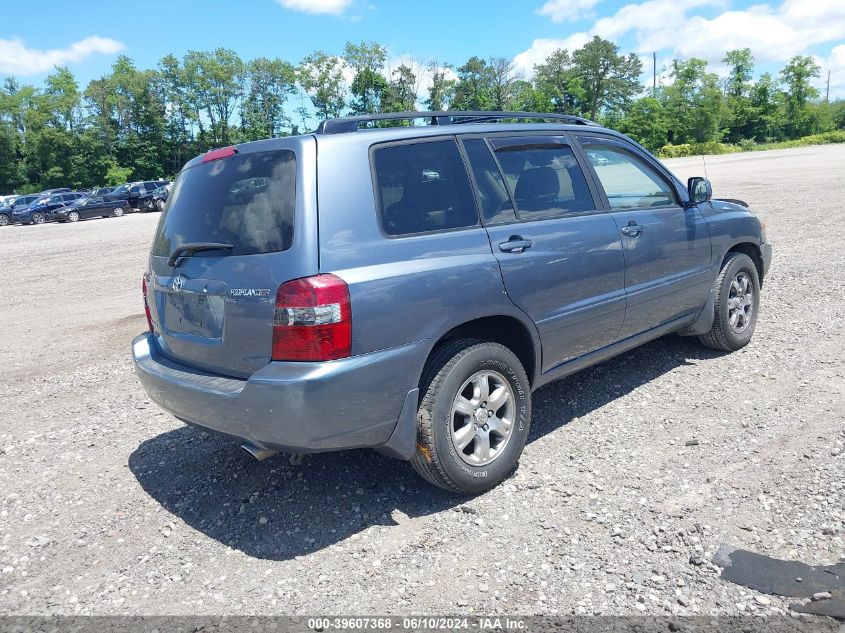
[[373, 139, 478, 236], [151, 149, 296, 258]]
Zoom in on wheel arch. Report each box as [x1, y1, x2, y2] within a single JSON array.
[[724, 242, 764, 286], [425, 315, 540, 388]]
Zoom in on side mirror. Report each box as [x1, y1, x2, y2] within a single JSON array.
[[688, 177, 712, 205]]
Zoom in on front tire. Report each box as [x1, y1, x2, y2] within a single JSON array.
[[112, 207, 123, 217], [0, 213, 9, 227], [68, 211, 79, 222], [155, 199, 165, 212], [699, 252, 760, 351], [411, 339, 531, 494]]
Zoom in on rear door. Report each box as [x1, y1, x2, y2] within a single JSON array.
[[147, 139, 317, 378], [575, 136, 712, 338], [463, 135, 626, 371]]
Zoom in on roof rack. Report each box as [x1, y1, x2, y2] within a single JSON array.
[[314, 111, 598, 135]]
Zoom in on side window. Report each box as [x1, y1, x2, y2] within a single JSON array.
[[373, 139, 479, 236], [462, 139, 516, 225], [580, 140, 678, 210], [62, 194, 75, 202], [490, 137, 595, 220], [130, 185, 141, 195]]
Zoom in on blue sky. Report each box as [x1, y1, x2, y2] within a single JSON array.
[[1, 0, 844, 97]]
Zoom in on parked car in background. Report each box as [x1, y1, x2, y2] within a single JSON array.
[[107, 180, 169, 210], [13, 192, 85, 225], [38, 188, 72, 195], [91, 186, 116, 197], [138, 184, 171, 212], [1, 194, 41, 226], [0, 196, 19, 226], [132, 111, 772, 493], [53, 196, 130, 222]]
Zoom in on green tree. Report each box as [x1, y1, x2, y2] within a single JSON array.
[[722, 48, 756, 142], [382, 64, 419, 113], [426, 61, 455, 111], [663, 58, 724, 143], [44, 67, 80, 131], [297, 51, 347, 120], [241, 57, 297, 139], [452, 57, 494, 111], [533, 49, 581, 114], [183, 49, 245, 145], [489, 57, 517, 111], [780, 55, 821, 138], [615, 96, 668, 151], [572, 36, 642, 120], [344, 41, 388, 114]]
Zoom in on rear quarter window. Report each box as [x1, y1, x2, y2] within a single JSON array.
[[151, 149, 296, 258], [372, 139, 479, 236]]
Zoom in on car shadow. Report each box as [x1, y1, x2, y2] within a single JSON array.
[[128, 334, 722, 561]]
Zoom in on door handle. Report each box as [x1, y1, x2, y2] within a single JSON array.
[[620, 222, 644, 237], [499, 236, 533, 254]]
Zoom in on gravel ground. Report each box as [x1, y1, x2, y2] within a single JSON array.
[[0, 145, 842, 618]]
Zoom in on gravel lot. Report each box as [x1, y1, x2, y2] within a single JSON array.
[[0, 145, 843, 618]]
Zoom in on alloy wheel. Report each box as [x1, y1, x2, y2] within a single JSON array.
[[450, 370, 515, 467], [727, 272, 754, 333]]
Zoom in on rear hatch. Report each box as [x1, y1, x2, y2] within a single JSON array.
[[147, 138, 317, 378]]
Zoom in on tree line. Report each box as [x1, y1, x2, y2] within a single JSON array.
[[1, 37, 842, 193]]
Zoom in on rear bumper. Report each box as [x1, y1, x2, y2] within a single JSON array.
[[132, 333, 426, 454]]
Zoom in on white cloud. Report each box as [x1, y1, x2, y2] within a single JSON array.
[[537, 0, 602, 23], [0, 36, 124, 76], [520, 0, 845, 79], [512, 34, 592, 76], [275, 0, 353, 15], [671, 2, 845, 64]]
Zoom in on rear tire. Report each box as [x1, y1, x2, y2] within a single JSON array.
[[411, 339, 531, 494], [31, 212, 45, 225], [0, 213, 9, 227], [699, 252, 760, 351], [112, 207, 123, 217], [68, 211, 79, 222]]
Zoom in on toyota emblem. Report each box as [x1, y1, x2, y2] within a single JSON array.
[[172, 276, 185, 292]]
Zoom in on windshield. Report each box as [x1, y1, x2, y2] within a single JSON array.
[[112, 184, 130, 194], [151, 149, 296, 258]]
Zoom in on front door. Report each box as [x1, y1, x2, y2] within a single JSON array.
[[576, 137, 713, 339], [462, 136, 627, 372]]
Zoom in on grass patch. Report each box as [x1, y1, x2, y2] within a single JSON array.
[[656, 130, 845, 158]]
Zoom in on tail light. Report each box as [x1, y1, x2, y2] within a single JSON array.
[[142, 274, 154, 333], [272, 274, 351, 361]]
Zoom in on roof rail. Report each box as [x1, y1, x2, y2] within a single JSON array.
[[314, 111, 597, 134]]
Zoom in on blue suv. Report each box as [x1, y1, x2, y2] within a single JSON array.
[[133, 111, 772, 493]]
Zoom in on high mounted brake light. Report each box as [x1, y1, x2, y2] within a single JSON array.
[[202, 146, 238, 163], [272, 274, 351, 362]]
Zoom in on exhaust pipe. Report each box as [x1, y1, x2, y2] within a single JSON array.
[[241, 442, 278, 461]]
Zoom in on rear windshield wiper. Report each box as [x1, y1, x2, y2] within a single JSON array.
[[167, 242, 234, 267]]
